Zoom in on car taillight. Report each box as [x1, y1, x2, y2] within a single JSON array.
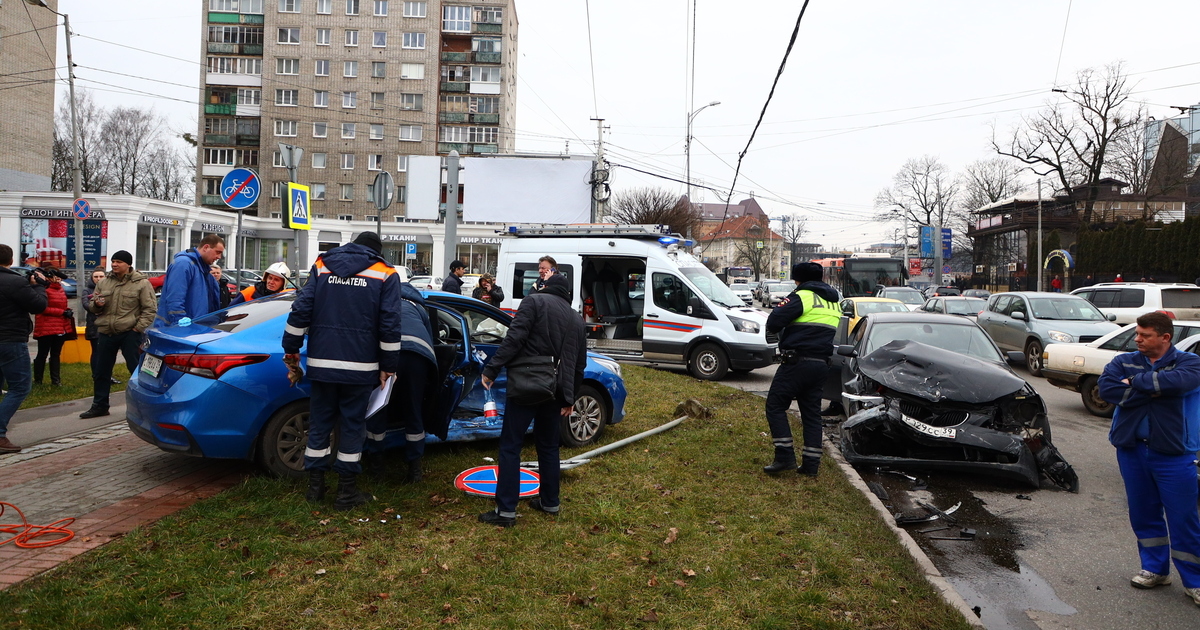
[[164, 353, 269, 379], [1158, 309, 1177, 319]]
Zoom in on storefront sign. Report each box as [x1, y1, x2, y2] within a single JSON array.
[[198, 222, 229, 234], [21, 207, 106, 220], [240, 228, 259, 237], [383, 234, 419, 242], [141, 214, 181, 226], [459, 237, 502, 245]]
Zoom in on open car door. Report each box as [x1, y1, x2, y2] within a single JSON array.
[[422, 303, 482, 440]]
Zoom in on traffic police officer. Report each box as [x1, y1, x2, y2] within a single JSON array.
[[763, 262, 841, 476], [364, 279, 437, 483], [283, 231, 403, 511]]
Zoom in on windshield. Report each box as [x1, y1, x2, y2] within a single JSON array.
[[844, 259, 905, 297], [1029, 297, 1106, 321], [884, 290, 924, 305], [864, 321, 1004, 363], [680, 267, 743, 308], [857, 301, 911, 316], [946, 298, 988, 315]]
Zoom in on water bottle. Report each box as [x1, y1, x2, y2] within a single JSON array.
[[484, 388, 499, 420]]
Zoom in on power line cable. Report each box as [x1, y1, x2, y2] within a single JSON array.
[[1052, 0, 1074, 89], [583, 0, 599, 119], [711, 0, 812, 243]]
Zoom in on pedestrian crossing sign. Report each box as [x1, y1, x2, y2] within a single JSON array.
[[283, 182, 310, 230]]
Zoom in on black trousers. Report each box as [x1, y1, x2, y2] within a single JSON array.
[[33, 336, 65, 384], [764, 359, 828, 461], [92, 330, 141, 410]]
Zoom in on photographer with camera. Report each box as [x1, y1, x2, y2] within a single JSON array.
[[0, 244, 49, 453], [32, 264, 76, 387]]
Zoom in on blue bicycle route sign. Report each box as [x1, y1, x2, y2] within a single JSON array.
[[220, 168, 260, 210]]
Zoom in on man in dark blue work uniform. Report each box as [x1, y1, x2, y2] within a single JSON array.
[[364, 280, 437, 483], [763, 262, 841, 477], [1099, 311, 1200, 607], [283, 231, 403, 511]]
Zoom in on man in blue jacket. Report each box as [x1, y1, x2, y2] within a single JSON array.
[[1099, 311, 1200, 607], [155, 235, 224, 327], [283, 231, 403, 511]]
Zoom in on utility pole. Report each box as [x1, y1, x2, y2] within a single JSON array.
[[278, 142, 303, 281], [933, 213, 943, 289], [1037, 179, 1044, 292], [590, 118, 607, 223], [28, 1, 85, 312], [442, 151, 461, 276], [685, 101, 720, 240], [902, 214, 909, 287]]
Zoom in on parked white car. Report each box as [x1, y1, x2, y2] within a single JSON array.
[[1041, 321, 1200, 416], [730, 284, 754, 306], [1070, 282, 1200, 324], [410, 275, 442, 291]]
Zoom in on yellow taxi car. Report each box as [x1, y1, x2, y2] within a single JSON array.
[[839, 297, 911, 330]]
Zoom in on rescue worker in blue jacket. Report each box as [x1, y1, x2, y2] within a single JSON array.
[[762, 262, 841, 476], [283, 231, 403, 511], [156, 234, 224, 327], [364, 280, 437, 483], [1098, 311, 1200, 606]]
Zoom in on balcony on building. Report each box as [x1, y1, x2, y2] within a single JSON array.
[[207, 12, 265, 25]]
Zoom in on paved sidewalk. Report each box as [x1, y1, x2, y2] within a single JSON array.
[[0, 401, 249, 590]]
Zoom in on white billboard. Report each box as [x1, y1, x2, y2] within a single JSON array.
[[406, 155, 442, 221], [462, 157, 593, 224]]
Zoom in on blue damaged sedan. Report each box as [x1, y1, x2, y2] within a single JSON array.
[[125, 290, 627, 478]]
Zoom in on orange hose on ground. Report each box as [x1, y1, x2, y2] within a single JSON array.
[[0, 502, 76, 549]]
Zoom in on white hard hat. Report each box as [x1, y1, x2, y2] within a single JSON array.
[[265, 262, 291, 279]]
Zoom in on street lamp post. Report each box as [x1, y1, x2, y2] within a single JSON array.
[[26, 0, 85, 313], [685, 101, 720, 239]]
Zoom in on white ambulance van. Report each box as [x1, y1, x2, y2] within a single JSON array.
[[495, 225, 776, 380]]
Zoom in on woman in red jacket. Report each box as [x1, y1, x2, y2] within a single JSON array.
[[32, 266, 75, 386]]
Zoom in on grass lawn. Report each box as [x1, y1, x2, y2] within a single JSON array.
[[0, 366, 971, 630], [18, 362, 128, 410]]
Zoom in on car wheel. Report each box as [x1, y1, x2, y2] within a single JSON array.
[[1079, 375, 1115, 418], [688, 342, 729, 380], [1025, 340, 1044, 377], [259, 400, 314, 479], [561, 384, 609, 447]]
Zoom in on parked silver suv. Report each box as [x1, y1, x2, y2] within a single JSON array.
[[976, 291, 1119, 376]]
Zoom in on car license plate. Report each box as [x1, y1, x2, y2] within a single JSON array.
[[901, 414, 956, 439], [141, 354, 163, 378]]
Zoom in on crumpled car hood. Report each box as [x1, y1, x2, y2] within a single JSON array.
[[857, 340, 1026, 404]]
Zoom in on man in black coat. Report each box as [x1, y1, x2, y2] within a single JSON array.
[[0, 244, 49, 453], [478, 273, 586, 527], [442, 260, 466, 295]]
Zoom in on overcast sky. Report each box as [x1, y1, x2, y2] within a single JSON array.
[[49, 0, 1200, 248]]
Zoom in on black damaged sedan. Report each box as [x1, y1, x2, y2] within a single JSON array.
[[829, 312, 1079, 492]]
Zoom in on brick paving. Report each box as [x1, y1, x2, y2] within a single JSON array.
[[0, 423, 249, 590]]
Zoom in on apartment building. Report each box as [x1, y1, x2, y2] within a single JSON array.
[[0, 0, 58, 191], [196, 0, 517, 227]]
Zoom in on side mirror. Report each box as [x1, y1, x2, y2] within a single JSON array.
[[836, 344, 857, 357], [842, 308, 854, 317], [1011, 311, 1027, 321], [1006, 351, 1025, 366], [1106, 313, 1117, 322]]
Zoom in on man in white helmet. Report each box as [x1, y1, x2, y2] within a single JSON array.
[[235, 262, 292, 303]]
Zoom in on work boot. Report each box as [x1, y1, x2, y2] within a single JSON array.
[[79, 407, 109, 419], [333, 473, 374, 511], [305, 469, 327, 503], [762, 447, 797, 474], [0, 437, 22, 454], [405, 458, 423, 484], [361, 452, 383, 478], [798, 456, 820, 477], [1130, 570, 1171, 589], [529, 498, 559, 515], [478, 510, 516, 527]]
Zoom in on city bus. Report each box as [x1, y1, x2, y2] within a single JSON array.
[[812, 255, 907, 298]]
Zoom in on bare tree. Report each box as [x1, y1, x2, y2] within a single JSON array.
[[608, 187, 701, 237], [875, 155, 961, 238], [101, 106, 163, 196], [52, 89, 110, 192], [959, 158, 1025, 212], [142, 143, 193, 204], [731, 216, 776, 281], [775, 213, 808, 265], [992, 63, 1139, 222]]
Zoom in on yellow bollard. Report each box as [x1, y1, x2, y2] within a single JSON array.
[[59, 327, 92, 364]]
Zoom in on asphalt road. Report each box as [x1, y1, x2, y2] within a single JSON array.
[[714, 333, 1199, 630]]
